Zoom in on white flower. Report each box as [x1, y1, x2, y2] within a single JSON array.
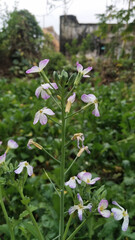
[[14, 161, 33, 176], [98, 199, 111, 218], [111, 201, 129, 231], [69, 193, 92, 221], [81, 94, 100, 117], [26, 59, 49, 74], [33, 107, 55, 125], [7, 140, 18, 149], [65, 92, 76, 113], [65, 176, 81, 189], [77, 172, 100, 185], [35, 83, 58, 100]]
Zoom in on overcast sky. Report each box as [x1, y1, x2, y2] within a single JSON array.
[[1, 0, 128, 34]]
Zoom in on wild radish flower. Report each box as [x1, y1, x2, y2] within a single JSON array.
[[111, 201, 129, 231], [35, 83, 58, 100], [14, 161, 33, 176], [77, 146, 90, 157], [0, 153, 6, 164], [71, 133, 84, 149], [26, 59, 49, 74], [81, 94, 100, 117], [76, 62, 92, 78], [69, 193, 92, 221], [65, 92, 76, 113], [77, 170, 86, 180], [7, 140, 18, 149], [65, 176, 81, 189], [33, 107, 55, 125], [98, 200, 111, 218], [78, 172, 100, 185], [27, 139, 43, 150]]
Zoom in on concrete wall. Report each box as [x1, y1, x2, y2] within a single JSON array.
[[60, 15, 99, 54]]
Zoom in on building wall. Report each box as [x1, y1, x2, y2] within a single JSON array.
[[60, 15, 99, 53]]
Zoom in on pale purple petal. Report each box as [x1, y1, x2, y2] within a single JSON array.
[[42, 82, 58, 90], [90, 177, 100, 184], [0, 141, 2, 145], [122, 215, 129, 231], [81, 172, 92, 183], [33, 111, 40, 125], [85, 146, 91, 154], [41, 83, 51, 89], [51, 83, 58, 89], [81, 94, 92, 103], [68, 92, 76, 103], [82, 66, 92, 75], [14, 165, 24, 174], [69, 179, 76, 189], [69, 206, 78, 215], [26, 165, 33, 176], [77, 193, 83, 205], [92, 103, 100, 117], [0, 153, 6, 164], [112, 201, 124, 211], [76, 62, 83, 73], [83, 75, 90, 78], [75, 177, 81, 184], [42, 108, 55, 116], [41, 90, 50, 100], [39, 113, 47, 125], [39, 59, 49, 70], [98, 199, 108, 209], [26, 66, 39, 74], [8, 140, 18, 149], [100, 209, 111, 218], [35, 86, 42, 98], [83, 203, 92, 212], [77, 171, 86, 180], [78, 209, 83, 221], [111, 208, 123, 220]]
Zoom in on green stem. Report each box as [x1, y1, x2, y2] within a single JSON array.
[[20, 191, 44, 240], [0, 186, 15, 240], [60, 86, 66, 239], [64, 156, 78, 175], [63, 214, 73, 240], [43, 169, 60, 197], [51, 95, 61, 109], [66, 86, 75, 99], [65, 103, 92, 120], [66, 219, 86, 240], [42, 147, 60, 163]]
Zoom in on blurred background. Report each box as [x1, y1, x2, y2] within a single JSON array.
[[0, 0, 135, 239]]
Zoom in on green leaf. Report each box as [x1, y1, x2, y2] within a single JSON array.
[[19, 205, 38, 219]]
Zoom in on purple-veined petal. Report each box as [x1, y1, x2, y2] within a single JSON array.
[[42, 107, 55, 116], [90, 177, 100, 184], [81, 94, 92, 103], [26, 164, 33, 176], [77, 193, 83, 205], [8, 140, 18, 149], [35, 86, 42, 98], [39, 59, 49, 70], [78, 209, 83, 221], [0, 153, 6, 164], [122, 215, 129, 231], [83, 203, 92, 212], [68, 92, 76, 103], [51, 83, 58, 89], [99, 209, 111, 218], [81, 172, 92, 183], [14, 164, 24, 174], [69, 179, 76, 189], [83, 66, 92, 75], [111, 208, 123, 220], [26, 66, 39, 74], [39, 113, 47, 125], [42, 82, 58, 90], [75, 177, 81, 184], [76, 62, 83, 73], [98, 199, 108, 210], [41, 90, 50, 100], [92, 108, 100, 117], [112, 201, 124, 211], [41, 83, 51, 89], [33, 111, 40, 125], [69, 206, 78, 215], [77, 171, 86, 180]]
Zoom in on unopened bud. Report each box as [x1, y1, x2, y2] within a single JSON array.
[[65, 101, 72, 113], [57, 95, 61, 100]]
